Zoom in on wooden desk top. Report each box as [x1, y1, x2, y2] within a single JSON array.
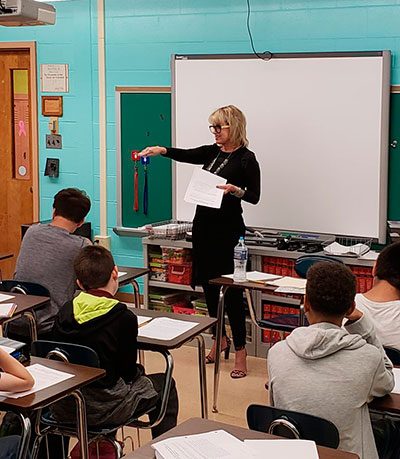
[[0, 357, 105, 413], [126, 417, 359, 459], [127, 307, 216, 351], [0, 292, 50, 324], [370, 391, 400, 414], [118, 266, 150, 287]]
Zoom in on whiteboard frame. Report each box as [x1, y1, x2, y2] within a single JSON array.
[[171, 51, 391, 243]]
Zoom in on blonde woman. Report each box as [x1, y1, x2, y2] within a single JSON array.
[[140, 105, 260, 378]]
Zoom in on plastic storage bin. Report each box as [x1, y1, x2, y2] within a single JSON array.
[[168, 262, 192, 285]]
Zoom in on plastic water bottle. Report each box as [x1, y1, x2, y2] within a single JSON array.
[[233, 236, 248, 282]]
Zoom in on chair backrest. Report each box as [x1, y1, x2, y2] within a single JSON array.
[[294, 255, 344, 279], [31, 340, 100, 368], [384, 346, 400, 365], [247, 404, 340, 449], [0, 280, 50, 297]]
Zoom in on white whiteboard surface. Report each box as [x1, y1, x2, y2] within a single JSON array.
[[172, 52, 390, 242]]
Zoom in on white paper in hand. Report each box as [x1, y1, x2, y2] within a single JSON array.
[[184, 168, 226, 209]]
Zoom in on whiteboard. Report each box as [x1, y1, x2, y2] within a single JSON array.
[[171, 52, 390, 243]]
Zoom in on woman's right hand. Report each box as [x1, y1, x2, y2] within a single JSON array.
[[139, 146, 167, 157]]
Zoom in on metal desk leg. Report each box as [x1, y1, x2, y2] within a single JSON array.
[[131, 280, 145, 365], [24, 311, 38, 341], [299, 303, 305, 326], [72, 389, 89, 459], [194, 334, 208, 419], [212, 286, 227, 414], [16, 412, 31, 459]]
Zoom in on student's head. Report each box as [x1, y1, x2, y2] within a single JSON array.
[[208, 105, 249, 148], [53, 188, 91, 224], [305, 262, 357, 320], [373, 242, 400, 291], [74, 245, 117, 293]]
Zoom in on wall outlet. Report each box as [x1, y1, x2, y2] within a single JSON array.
[[94, 235, 111, 250], [46, 134, 62, 149]]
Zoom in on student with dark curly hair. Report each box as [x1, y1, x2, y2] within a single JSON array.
[[268, 262, 394, 459], [356, 241, 400, 350]]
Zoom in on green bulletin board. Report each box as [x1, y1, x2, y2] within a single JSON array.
[[388, 91, 400, 220], [120, 92, 172, 227]]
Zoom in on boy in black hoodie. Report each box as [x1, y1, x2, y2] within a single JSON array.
[[51, 245, 178, 438]]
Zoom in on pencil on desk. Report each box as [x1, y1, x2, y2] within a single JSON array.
[[247, 280, 266, 285]]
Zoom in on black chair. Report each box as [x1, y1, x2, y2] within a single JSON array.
[[294, 254, 344, 278], [31, 340, 174, 459], [0, 280, 50, 297], [384, 346, 400, 365], [246, 404, 340, 449]]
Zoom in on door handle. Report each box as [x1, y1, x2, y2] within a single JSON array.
[[391, 140, 397, 148]]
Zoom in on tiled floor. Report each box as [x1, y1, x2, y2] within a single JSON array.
[[118, 344, 270, 453]]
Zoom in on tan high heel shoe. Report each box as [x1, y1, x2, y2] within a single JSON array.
[[206, 337, 231, 364], [230, 347, 247, 379]]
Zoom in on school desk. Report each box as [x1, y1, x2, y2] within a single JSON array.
[[0, 292, 50, 342], [0, 356, 105, 459], [125, 417, 359, 459], [128, 306, 216, 419], [209, 277, 303, 413], [369, 367, 400, 415], [118, 266, 150, 308]]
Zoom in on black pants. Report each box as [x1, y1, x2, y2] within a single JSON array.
[[202, 283, 247, 349], [135, 373, 179, 439]]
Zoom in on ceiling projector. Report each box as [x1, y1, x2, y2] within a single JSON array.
[[0, 0, 56, 26]]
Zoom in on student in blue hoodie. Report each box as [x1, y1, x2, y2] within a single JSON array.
[[268, 262, 394, 459], [51, 245, 178, 438]]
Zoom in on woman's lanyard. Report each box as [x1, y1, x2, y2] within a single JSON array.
[[131, 151, 140, 211], [141, 157, 149, 215]]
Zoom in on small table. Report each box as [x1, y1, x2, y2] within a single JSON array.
[[0, 292, 50, 342], [129, 307, 216, 419], [370, 392, 400, 414], [0, 356, 105, 459], [125, 417, 359, 459], [118, 266, 150, 308], [209, 277, 303, 413]]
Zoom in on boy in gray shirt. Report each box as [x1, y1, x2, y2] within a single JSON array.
[[10, 188, 91, 341], [268, 262, 394, 459]]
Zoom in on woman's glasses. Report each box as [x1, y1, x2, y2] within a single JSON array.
[[209, 125, 229, 134]]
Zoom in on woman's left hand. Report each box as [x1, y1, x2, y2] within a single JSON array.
[[217, 184, 238, 195]]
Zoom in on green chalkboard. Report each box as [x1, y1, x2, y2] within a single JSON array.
[[120, 92, 172, 227], [388, 91, 400, 220]]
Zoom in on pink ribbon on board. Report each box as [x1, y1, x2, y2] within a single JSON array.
[[18, 120, 27, 137]]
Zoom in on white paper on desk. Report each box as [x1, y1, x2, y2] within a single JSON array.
[[0, 293, 15, 302], [244, 439, 318, 459], [268, 276, 307, 289], [117, 271, 127, 278], [222, 271, 282, 282], [152, 430, 254, 459], [138, 317, 198, 340], [184, 168, 226, 209], [274, 286, 305, 294], [0, 364, 74, 399], [0, 345, 16, 354], [137, 315, 152, 326], [391, 368, 400, 394]]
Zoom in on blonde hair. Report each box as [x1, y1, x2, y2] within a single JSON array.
[[208, 105, 249, 148]]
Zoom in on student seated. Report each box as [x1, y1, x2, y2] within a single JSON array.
[[51, 245, 178, 438], [0, 347, 34, 459], [268, 262, 394, 459], [355, 242, 400, 351], [10, 188, 91, 342]]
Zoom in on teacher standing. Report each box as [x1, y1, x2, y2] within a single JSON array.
[[140, 105, 260, 378]]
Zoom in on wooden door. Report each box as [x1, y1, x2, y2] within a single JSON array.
[[0, 50, 34, 279]]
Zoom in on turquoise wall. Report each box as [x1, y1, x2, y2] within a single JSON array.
[[1, 0, 400, 289]]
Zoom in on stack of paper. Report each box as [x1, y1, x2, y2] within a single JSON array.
[[268, 276, 307, 294], [0, 303, 17, 318], [324, 241, 370, 257], [138, 317, 198, 340], [0, 364, 74, 398], [152, 430, 319, 459], [222, 271, 282, 283], [392, 368, 400, 394]]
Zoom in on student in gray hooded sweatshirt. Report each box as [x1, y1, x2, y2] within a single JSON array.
[[268, 262, 394, 459]]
